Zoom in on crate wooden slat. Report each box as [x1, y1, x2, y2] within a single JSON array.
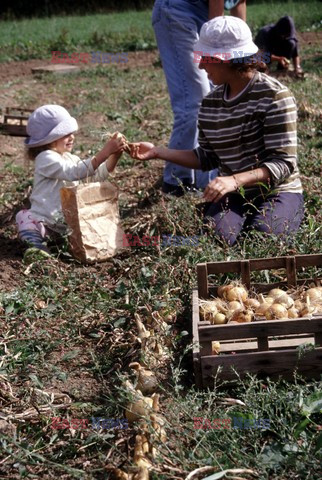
[[219, 336, 315, 353], [201, 349, 322, 385], [193, 253, 322, 387], [0, 107, 33, 137]]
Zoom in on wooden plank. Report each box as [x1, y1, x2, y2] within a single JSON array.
[[32, 65, 80, 74], [192, 289, 203, 388], [192, 290, 200, 356], [241, 260, 251, 289], [4, 115, 29, 122], [205, 260, 243, 275], [197, 264, 208, 299], [257, 336, 269, 351], [198, 317, 322, 342], [201, 348, 322, 385], [0, 125, 27, 136], [219, 336, 315, 352], [286, 256, 297, 287], [202, 254, 322, 277], [5, 107, 33, 113], [296, 254, 322, 268], [315, 333, 322, 348], [205, 257, 288, 275]]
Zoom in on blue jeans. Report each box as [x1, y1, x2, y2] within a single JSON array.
[[152, 0, 218, 189]]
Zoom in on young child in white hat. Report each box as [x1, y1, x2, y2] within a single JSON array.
[[16, 104, 126, 253]]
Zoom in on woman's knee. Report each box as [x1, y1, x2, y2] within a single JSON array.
[[203, 210, 244, 245], [251, 194, 304, 236]]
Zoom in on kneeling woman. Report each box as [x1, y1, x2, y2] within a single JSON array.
[[133, 16, 303, 245]]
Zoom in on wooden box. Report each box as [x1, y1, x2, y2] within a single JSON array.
[[0, 107, 33, 136], [192, 254, 322, 388]]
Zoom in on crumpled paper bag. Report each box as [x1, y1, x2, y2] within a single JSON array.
[[60, 180, 125, 263]]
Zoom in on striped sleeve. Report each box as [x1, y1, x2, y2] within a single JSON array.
[[261, 88, 297, 186]]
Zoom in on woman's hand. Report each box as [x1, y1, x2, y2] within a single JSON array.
[[129, 142, 157, 160], [203, 175, 238, 202], [278, 56, 290, 69], [295, 66, 304, 78]]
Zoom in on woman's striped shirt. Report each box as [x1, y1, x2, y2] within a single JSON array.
[[195, 71, 302, 194]]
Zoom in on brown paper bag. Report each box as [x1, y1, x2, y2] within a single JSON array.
[[60, 180, 125, 263]]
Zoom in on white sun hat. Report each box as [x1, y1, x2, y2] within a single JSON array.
[[195, 16, 258, 61], [25, 104, 78, 147]]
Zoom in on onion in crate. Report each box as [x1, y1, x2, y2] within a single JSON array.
[[265, 303, 288, 320]]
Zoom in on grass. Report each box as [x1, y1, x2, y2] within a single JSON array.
[[0, 6, 322, 480], [0, 1, 321, 62]]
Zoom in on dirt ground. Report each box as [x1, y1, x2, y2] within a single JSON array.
[[0, 50, 160, 82], [0, 31, 319, 82]]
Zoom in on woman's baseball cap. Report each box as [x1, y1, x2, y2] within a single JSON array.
[[195, 16, 258, 61], [25, 104, 78, 147]]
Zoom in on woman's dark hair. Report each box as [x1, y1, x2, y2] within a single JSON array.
[[26, 143, 53, 160], [229, 55, 268, 73]]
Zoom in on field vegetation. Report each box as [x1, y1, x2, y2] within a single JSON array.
[[0, 3, 321, 479], [0, 1, 321, 62]]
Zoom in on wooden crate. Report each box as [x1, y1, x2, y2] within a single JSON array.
[[0, 107, 33, 136], [192, 254, 322, 388]]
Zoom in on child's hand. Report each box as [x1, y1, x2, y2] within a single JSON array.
[[92, 132, 126, 170], [105, 132, 126, 156], [129, 142, 156, 160]]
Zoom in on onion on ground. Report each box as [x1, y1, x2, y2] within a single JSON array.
[[126, 395, 154, 423], [129, 362, 158, 395]]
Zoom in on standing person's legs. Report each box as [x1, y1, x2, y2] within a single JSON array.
[[229, 0, 246, 21], [152, 0, 217, 194]]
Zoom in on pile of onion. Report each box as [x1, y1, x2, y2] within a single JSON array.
[[199, 283, 322, 328], [199, 283, 321, 359]]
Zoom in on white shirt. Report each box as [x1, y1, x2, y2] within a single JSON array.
[[30, 150, 109, 228]]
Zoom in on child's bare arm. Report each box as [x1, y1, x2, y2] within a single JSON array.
[[91, 133, 125, 170], [104, 133, 126, 172], [131, 143, 200, 169]]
